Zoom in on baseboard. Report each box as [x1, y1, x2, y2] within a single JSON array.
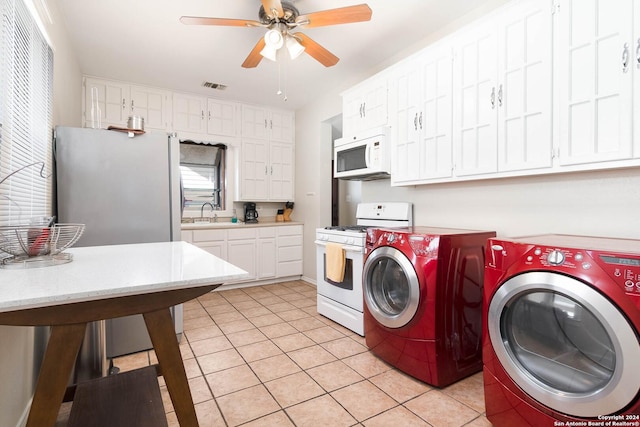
[[300, 276, 316, 286], [16, 397, 32, 427]]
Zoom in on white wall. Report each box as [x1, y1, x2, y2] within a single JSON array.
[[362, 168, 640, 240], [0, 1, 82, 426], [294, 95, 342, 282]]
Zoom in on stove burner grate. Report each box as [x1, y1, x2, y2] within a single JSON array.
[[324, 225, 369, 233]]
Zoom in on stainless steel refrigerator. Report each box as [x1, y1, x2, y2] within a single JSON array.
[[54, 126, 183, 363]]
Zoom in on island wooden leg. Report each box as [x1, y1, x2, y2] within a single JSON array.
[[26, 322, 87, 427], [144, 308, 198, 427]]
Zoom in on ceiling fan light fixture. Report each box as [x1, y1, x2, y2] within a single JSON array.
[[260, 44, 278, 61], [285, 35, 305, 60], [263, 29, 284, 49]]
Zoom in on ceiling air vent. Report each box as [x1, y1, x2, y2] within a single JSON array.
[[202, 81, 227, 90]]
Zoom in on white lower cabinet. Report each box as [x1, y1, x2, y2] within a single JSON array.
[[227, 228, 257, 282], [257, 227, 276, 280], [186, 224, 302, 285], [192, 228, 227, 260], [276, 225, 303, 277]]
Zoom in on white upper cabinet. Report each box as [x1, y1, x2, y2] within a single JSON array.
[[172, 93, 207, 134], [390, 42, 454, 186], [268, 141, 294, 201], [206, 98, 238, 137], [452, 0, 553, 177], [130, 85, 170, 130], [84, 77, 129, 128], [453, 18, 499, 177], [497, 0, 553, 172], [238, 105, 294, 202], [557, 0, 634, 165], [241, 105, 293, 143], [342, 74, 388, 139], [239, 138, 269, 201], [84, 78, 170, 131]]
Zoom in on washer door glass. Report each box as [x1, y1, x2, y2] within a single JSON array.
[[488, 271, 640, 417], [363, 246, 419, 328]]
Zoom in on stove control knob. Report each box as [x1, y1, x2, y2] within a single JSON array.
[[387, 234, 396, 243], [547, 250, 565, 266]]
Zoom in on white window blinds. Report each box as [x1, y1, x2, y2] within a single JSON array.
[[0, 0, 53, 226]]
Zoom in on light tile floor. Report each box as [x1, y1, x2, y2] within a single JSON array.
[[112, 280, 491, 427]]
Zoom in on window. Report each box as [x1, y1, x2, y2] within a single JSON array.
[[0, 0, 53, 227], [179, 141, 226, 213]]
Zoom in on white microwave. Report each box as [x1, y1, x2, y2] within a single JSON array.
[[333, 127, 390, 180]]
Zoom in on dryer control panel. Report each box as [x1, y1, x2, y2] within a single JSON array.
[[521, 245, 640, 295], [597, 254, 640, 295]]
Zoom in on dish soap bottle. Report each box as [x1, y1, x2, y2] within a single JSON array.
[[231, 209, 238, 223]]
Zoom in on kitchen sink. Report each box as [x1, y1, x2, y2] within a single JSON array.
[[182, 218, 243, 228]]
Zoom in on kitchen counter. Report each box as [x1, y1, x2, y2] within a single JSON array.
[[0, 241, 248, 427], [181, 220, 303, 230]]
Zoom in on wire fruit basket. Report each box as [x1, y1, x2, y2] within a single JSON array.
[[0, 223, 85, 268]]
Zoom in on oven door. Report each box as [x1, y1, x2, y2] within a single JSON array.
[[315, 240, 364, 311]]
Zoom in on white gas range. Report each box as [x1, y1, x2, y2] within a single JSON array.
[[315, 202, 413, 335]]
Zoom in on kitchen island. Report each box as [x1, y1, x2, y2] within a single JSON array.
[[0, 241, 248, 427]]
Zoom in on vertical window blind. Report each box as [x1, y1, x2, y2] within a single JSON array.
[[0, 0, 53, 227]]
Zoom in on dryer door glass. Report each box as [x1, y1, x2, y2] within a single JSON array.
[[363, 246, 420, 328], [487, 271, 640, 417], [502, 291, 614, 393]]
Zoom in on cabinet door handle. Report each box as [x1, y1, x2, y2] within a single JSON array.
[[130, 100, 134, 111], [363, 102, 366, 117], [208, 110, 211, 120], [498, 84, 503, 107], [122, 98, 126, 110], [622, 43, 630, 73], [359, 104, 363, 118], [265, 166, 268, 175], [414, 113, 418, 130], [636, 38, 640, 69], [271, 166, 273, 175], [201, 110, 205, 120], [264, 119, 268, 128], [490, 87, 496, 109], [270, 120, 273, 129]]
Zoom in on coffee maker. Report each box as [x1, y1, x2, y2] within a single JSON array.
[[244, 202, 258, 223]]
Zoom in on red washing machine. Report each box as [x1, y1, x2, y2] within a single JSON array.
[[363, 226, 495, 387], [484, 235, 640, 426]]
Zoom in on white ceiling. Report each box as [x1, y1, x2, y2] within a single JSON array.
[[56, 0, 494, 111]]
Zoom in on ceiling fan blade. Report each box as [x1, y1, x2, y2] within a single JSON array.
[[296, 4, 372, 28], [261, 0, 284, 19], [296, 33, 339, 67], [180, 16, 262, 27], [242, 37, 267, 68]]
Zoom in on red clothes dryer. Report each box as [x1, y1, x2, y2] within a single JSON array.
[[363, 226, 495, 387], [484, 235, 640, 426]]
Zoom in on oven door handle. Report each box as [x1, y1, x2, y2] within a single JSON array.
[[314, 240, 364, 253]]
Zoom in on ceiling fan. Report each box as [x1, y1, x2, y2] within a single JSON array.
[[180, 1, 372, 68]]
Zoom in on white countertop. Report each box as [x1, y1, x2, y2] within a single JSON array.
[[181, 220, 303, 230], [0, 241, 248, 313]]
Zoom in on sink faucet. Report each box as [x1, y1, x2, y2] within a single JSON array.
[[200, 202, 214, 218]]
